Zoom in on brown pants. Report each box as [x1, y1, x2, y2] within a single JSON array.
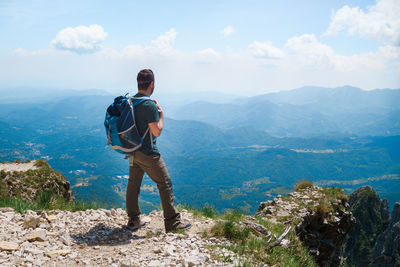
[[126, 151, 180, 230]]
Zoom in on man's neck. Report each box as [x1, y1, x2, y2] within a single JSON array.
[[138, 90, 151, 96]]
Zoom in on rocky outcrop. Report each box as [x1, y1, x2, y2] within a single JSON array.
[[370, 202, 400, 266], [343, 186, 390, 267], [0, 159, 73, 202], [257, 186, 354, 266], [391, 202, 400, 226]]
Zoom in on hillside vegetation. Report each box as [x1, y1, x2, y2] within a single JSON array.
[[0, 160, 99, 212]]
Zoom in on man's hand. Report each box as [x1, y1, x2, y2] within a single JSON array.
[[148, 99, 164, 137], [153, 100, 163, 114]]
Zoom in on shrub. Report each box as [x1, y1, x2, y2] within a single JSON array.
[[210, 215, 317, 266], [200, 204, 218, 218], [316, 199, 330, 217], [33, 159, 50, 169], [295, 180, 313, 191]]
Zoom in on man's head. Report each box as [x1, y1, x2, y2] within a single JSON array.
[[137, 69, 155, 95]]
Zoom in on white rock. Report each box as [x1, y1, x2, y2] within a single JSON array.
[[46, 249, 70, 259], [281, 239, 290, 248], [0, 207, 14, 212], [68, 252, 78, 259], [0, 241, 18, 251], [91, 213, 100, 221], [61, 236, 71, 246], [148, 260, 161, 267], [24, 248, 44, 255], [38, 223, 47, 229], [47, 215, 57, 222], [110, 209, 117, 216], [33, 260, 44, 266], [116, 208, 124, 215], [26, 229, 46, 242], [142, 216, 151, 223], [184, 256, 200, 267], [25, 254, 35, 262]]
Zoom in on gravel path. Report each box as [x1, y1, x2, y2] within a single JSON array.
[[0, 208, 240, 266]]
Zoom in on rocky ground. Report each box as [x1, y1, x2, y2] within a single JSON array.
[[0, 161, 37, 172], [0, 208, 240, 267]]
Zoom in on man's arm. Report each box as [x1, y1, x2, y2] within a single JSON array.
[[148, 100, 163, 137]]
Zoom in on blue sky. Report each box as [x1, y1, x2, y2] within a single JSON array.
[[0, 0, 399, 95]]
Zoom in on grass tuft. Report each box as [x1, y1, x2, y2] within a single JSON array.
[[294, 180, 313, 191], [316, 199, 330, 217], [177, 203, 219, 219], [0, 190, 102, 213]]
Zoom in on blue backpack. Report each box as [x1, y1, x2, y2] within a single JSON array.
[[104, 94, 151, 155]]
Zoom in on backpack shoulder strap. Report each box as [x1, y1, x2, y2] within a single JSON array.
[[131, 96, 152, 107]]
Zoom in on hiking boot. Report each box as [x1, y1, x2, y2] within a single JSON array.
[[126, 217, 146, 231], [166, 222, 192, 233]]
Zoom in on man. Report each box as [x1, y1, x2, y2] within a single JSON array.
[[126, 69, 191, 232]]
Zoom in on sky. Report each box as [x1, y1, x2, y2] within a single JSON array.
[[0, 0, 399, 96]]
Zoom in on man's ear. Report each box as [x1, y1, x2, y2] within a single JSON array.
[[146, 81, 154, 91]]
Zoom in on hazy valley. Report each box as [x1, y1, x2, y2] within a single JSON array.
[[0, 86, 399, 214]]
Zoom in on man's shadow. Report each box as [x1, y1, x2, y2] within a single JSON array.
[[70, 223, 144, 246]]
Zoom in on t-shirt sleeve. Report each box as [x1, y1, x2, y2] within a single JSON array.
[[144, 101, 159, 124]]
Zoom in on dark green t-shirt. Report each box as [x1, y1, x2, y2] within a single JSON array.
[[133, 93, 159, 155]]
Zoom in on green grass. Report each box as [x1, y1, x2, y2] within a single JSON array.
[[208, 209, 317, 266], [145, 229, 163, 238], [170, 229, 186, 235], [0, 190, 102, 213], [320, 186, 349, 203], [177, 203, 219, 219], [294, 180, 313, 191], [33, 159, 50, 168]]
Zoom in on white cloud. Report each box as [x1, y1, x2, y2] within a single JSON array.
[[222, 26, 235, 37], [3, 30, 399, 95], [284, 34, 334, 67], [111, 28, 178, 59], [51, 24, 108, 53], [193, 48, 220, 63], [249, 41, 285, 59], [151, 28, 177, 53], [283, 34, 388, 71], [285, 34, 332, 55], [324, 0, 400, 46]]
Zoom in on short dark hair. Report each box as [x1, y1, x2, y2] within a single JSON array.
[[137, 69, 154, 90]]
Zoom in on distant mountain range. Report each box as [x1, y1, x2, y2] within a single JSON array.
[[0, 85, 399, 213], [171, 86, 400, 137], [0, 87, 110, 104]]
